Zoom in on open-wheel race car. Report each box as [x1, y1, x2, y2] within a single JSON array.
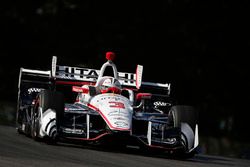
[[16, 52, 199, 157]]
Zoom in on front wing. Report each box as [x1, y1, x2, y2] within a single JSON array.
[[57, 104, 184, 151]]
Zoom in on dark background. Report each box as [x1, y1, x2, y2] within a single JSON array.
[[1, 1, 250, 158]]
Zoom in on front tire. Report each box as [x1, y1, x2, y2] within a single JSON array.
[[31, 89, 64, 142], [168, 105, 198, 158]]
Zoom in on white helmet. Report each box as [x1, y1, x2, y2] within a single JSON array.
[[99, 77, 121, 94]]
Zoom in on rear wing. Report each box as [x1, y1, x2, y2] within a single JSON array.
[[17, 68, 53, 111], [18, 68, 52, 96], [52, 56, 171, 96], [17, 56, 170, 97], [52, 55, 136, 87], [18, 68, 52, 91], [54, 65, 137, 87]]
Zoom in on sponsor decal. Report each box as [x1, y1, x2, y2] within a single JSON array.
[[114, 121, 128, 127], [107, 110, 119, 116], [109, 101, 125, 109], [28, 88, 41, 94], [118, 72, 135, 84], [99, 96, 121, 101], [153, 101, 171, 107], [112, 117, 127, 121], [72, 86, 89, 93], [63, 128, 85, 134], [107, 111, 128, 116], [56, 66, 136, 86], [56, 66, 99, 81]]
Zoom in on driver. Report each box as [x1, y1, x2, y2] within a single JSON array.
[[98, 77, 122, 94]]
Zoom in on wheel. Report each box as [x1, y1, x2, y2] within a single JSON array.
[[16, 109, 25, 134], [31, 89, 64, 142], [168, 105, 198, 158], [169, 105, 197, 128], [17, 108, 31, 136], [30, 103, 42, 141]]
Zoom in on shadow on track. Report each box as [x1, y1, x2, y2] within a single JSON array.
[[53, 140, 235, 166]]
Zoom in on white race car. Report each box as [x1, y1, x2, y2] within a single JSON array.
[[16, 52, 199, 158]]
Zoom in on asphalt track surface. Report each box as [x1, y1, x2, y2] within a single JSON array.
[[0, 125, 250, 167]]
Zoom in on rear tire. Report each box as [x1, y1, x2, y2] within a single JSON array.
[[16, 109, 25, 134], [31, 111, 40, 141]]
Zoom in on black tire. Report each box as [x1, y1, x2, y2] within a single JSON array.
[[31, 89, 64, 142], [18, 109, 28, 135], [17, 108, 31, 137], [31, 111, 40, 141], [16, 109, 25, 134], [168, 105, 198, 158], [169, 105, 197, 130]]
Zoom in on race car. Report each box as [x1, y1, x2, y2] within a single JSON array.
[[16, 52, 199, 157]]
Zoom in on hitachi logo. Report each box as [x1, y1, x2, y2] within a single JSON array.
[[56, 65, 136, 86]]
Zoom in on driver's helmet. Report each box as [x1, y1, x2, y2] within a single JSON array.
[[99, 77, 122, 94]]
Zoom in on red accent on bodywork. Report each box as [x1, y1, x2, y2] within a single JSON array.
[[66, 132, 111, 141], [136, 93, 152, 100], [148, 144, 184, 150], [106, 52, 116, 61], [72, 86, 89, 93], [109, 101, 125, 109], [56, 81, 95, 86], [100, 87, 121, 94], [87, 103, 99, 111]]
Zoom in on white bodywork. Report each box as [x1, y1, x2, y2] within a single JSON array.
[[181, 123, 199, 152], [89, 93, 133, 131], [16, 53, 199, 157], [39, 109, 57, 137], [77, 55, 135, 131]]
